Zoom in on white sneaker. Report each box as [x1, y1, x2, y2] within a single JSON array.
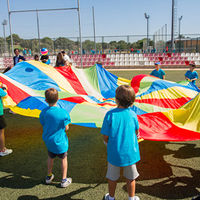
[[9, 110, 16, 114], [0, 148, 13, 156], [61, 177, 72, 188], [45, 174, 54, 184], [104, 193, 115, 200], [133, 196, 140, 200]]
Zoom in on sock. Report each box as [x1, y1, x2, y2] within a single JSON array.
[[47, 173, 52, 177], [109, 195, 115, 200], [128, 197, 134, 200]]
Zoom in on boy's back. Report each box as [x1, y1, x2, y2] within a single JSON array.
[[40, 106, 71, 154], [101, 107, 140, 167]]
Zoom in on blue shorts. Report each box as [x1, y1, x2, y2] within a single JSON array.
[[0, 115, 6, 130]]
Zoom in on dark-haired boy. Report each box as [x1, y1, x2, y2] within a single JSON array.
[[185, 63, 198, 85], [150, 62, 165, 79], [101, 85, 140, 200], [40, 55, 50, 65], [39, 88, 72, 187]]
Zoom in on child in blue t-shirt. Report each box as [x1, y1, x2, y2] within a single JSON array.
[[185, 63, 198, 85], [39, 88, 72, 188], [101, 85, 140, 200], [150, 62, 165, 79]]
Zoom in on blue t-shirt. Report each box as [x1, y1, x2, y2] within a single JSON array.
[[101, 108, 140, 167], [150, 69, 165, 79], [39, 106, 71, 154], [46, 59, 51, 65], [185, 70, 198, 85], [0, 88, 7, 116]]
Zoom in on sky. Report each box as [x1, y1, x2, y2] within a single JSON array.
[[0, 0, 200, 42]]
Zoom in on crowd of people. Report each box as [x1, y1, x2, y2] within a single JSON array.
[[0, 48, 199, 200], [10, 48, 72, 68]]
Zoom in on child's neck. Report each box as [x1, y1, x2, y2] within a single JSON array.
[[117, 105, 126, 109], [49, 103, 57, 107]]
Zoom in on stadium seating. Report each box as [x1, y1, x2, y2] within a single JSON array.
[[105, 52, 192, 67], [0, 52, 200, 70]]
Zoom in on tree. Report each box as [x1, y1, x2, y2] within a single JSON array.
[[117, 40, 128, 50], [54, 37, 75, 51], [82, 40, 95, 51], [109, 41, 118, 49], [41, 37, 54, 51], [6, 34, 21, 46], [0, 37, 4, 55]]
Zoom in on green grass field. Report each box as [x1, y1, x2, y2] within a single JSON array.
[[0, 70, 200, 200], [110, 69, 200, 87]]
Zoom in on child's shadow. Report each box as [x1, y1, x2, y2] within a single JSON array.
[[123, 141, 200, 199], [172, 142, 200, 159], [0, 120, 107, 188], [136, 165, 200, 199], [137, 140, 173, 180], [17, 185, 92, 200], [0, 175, 41, 189]]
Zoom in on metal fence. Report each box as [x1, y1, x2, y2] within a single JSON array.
[[0, 33, 200, 56]]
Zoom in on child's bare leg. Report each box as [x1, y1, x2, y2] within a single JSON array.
[[126, 179, 136, 197], [47, 156, 54, 175], [61, 156, 68, 179], [108, 179, 117, 198], [0, 129, 5, 151]]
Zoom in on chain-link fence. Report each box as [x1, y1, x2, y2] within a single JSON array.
[[0, 33, 200, 56]]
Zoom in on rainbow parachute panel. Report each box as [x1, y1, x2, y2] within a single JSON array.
[[0, 60, 200, 141]]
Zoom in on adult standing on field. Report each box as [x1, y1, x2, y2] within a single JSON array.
[[61, 51, 71, 66], [150, 62, 165, 79], [13, 48, 26, 66], [55, 52, 66, 67]]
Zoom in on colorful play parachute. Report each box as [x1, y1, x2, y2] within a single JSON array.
[[0, 60, 200, 141]]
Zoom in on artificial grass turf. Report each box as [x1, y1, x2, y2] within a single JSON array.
[[110, 69, 200, 87], [0, 70, 200, 199]]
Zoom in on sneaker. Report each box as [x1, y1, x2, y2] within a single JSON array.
[[133, 196, 140, 200], [192, 195, 200, 200], [0, 148, 13, 157], [9, 110, 16, 114], [45, 174, 54, 184], [104, 193, 115, 200], [61, 177, 72, 188]]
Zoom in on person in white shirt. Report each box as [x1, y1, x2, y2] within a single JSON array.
[[61, 51, 71, 65]]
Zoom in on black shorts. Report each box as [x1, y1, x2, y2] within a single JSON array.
[[48, 151, 67, 159], [0, 115, 6, 130]]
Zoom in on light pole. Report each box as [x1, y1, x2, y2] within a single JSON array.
[[2, 19, 7, 56], [7, 0, 14, 56], [144, 13, 150, 51], [92, 6, 96, 54], [178, 16, 183, 38], [178, 16, 183, 52], [77, 0, 83, 67], [36, 9, 41, 53], [171, 0, 176, 52]]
